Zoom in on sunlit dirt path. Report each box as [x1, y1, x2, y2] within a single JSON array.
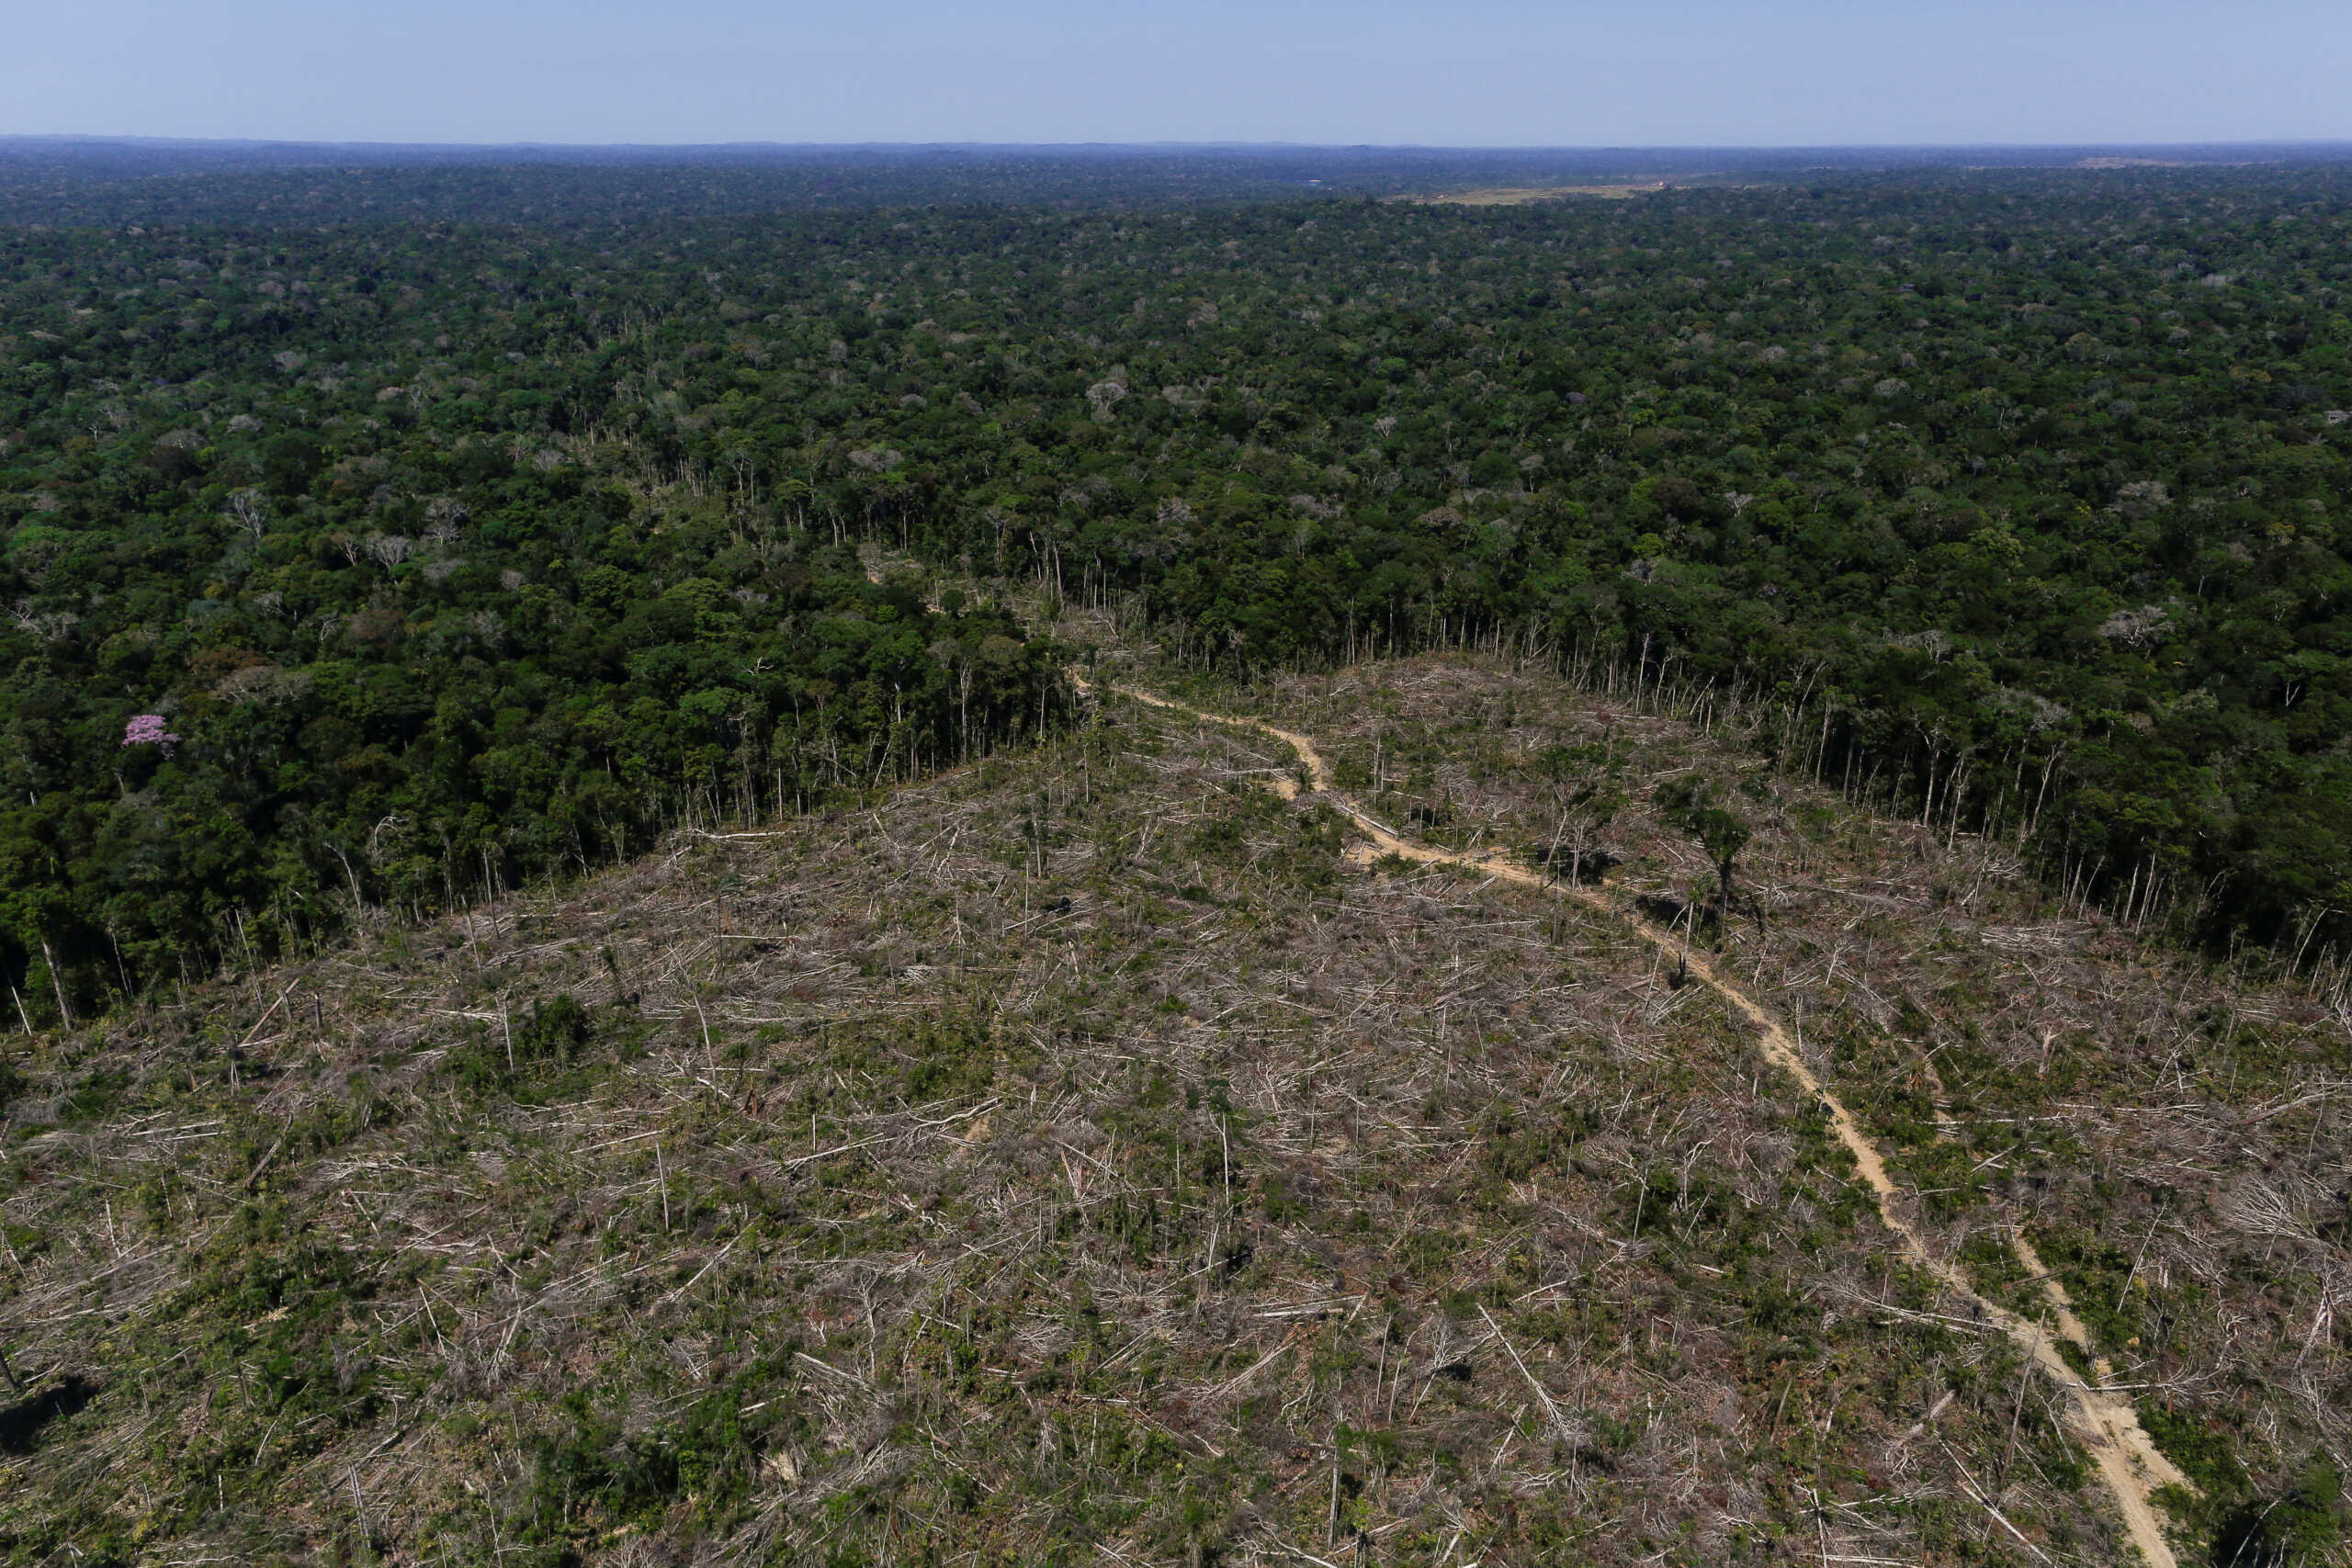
[[1085, 675, 2190, 1567]]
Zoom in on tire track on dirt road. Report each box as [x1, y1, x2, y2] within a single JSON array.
[[1084, 675, 2190, 1567]]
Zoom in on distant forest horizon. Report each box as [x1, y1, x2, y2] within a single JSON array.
[[11, 135, 2352, 162]]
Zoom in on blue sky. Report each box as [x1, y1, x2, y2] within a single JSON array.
[[8, 0, 2347, 147]]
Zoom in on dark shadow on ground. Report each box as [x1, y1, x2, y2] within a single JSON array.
[[1528, 848, 1618, 884], [0, 1375, 97, 1453]]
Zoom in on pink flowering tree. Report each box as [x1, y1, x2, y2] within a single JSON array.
[[122, 714, 180, 753]]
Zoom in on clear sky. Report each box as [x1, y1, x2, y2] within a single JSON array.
[[7, 0, 2347, 148]]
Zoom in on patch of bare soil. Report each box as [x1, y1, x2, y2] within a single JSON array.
[[1390, 184, 1667, 206]]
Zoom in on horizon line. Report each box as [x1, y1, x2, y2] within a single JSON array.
[[7, 133, 2352, 155]]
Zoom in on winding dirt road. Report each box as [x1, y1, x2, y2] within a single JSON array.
[[1087, 676, 2189, 1567]]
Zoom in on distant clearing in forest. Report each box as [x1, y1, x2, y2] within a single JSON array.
[[1395, 181, 1668, 204]]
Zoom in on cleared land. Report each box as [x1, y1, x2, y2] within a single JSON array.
[[1091, 673, 2191, 1568], [1390, 183, 1668, 205], [2, 655, 2345, 1567]]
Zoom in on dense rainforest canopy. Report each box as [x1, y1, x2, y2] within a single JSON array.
[[4, 151, 2350, 1015]]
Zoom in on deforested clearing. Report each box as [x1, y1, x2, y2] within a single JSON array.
[[2, 655, 2346, 1567], [1393, 183, 1668, 205]]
